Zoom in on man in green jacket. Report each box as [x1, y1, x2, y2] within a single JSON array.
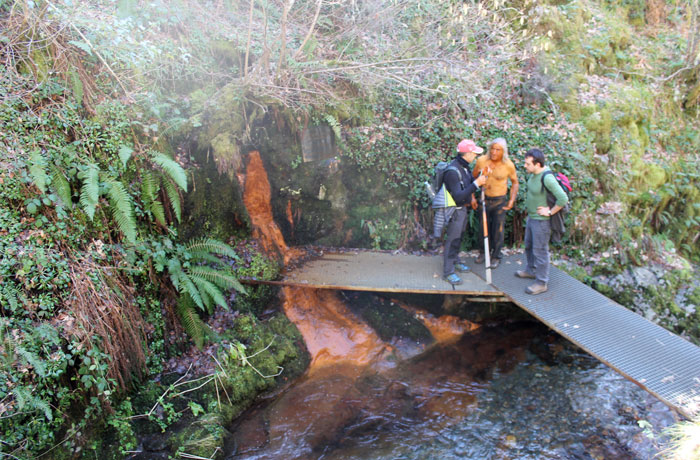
[[517, 148, 569, 294]]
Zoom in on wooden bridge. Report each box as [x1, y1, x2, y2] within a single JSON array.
[[245, 250, 700, 419]]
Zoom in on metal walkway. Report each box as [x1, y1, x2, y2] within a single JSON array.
[[246, 250, 700, 418], [256, 250, 506, 299]]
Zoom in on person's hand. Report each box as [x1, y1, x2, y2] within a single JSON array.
[[536, 206, 551, 217], [475, 174, 487, 187], [503, 201, 514, 211], [471, 196, 478, 210]]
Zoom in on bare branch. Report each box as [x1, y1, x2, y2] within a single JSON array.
[[293, 0, 323, 60]]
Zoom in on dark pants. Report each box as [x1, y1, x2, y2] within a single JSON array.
[[478, 195, 508, 260], [524, 217, 551, 284], [443, 207, 468, 276]]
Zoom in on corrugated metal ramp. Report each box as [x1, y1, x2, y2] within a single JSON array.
[[470, 254, 700, 419], [245, 250, 700, 418]]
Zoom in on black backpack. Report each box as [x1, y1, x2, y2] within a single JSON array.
[[426, 162, 458, 197], [541, 171, 572, 244]]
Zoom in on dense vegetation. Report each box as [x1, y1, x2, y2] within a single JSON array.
[[0, 0, 698, 458]]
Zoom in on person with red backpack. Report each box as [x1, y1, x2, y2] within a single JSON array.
[[518, 148, 569, 294], [441, 139, 487, 285]]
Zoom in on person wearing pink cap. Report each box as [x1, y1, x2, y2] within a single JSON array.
[[442, 139, 487, 285]]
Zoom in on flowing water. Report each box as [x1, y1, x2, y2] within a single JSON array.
[[232, 152, 677, 460]]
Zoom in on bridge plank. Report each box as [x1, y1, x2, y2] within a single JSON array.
[[274, 251, 503, 296]]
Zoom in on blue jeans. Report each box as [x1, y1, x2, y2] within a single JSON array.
[[524, 217, 551, 285]]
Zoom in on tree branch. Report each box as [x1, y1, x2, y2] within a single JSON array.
[[293, 0, 323, 60]]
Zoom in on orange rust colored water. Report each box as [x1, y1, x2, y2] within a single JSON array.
[[282, 287, 391, 374], [241, 151, 389, 374], [397, 301, 480, 343], [243, 151, 301, 264]]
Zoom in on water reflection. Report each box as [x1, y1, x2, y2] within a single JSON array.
[[228, 320, 674, 460]]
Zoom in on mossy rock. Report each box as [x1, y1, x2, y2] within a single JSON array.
[[168, 413, 226, 459], [180, 155, 249, 241], [216, 313, 309, 421]]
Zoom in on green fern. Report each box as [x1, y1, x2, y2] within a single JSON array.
[[29, 151, 49, 193], [185, 238, 239, 259], [13, 386, 53, 421], [151, 152, 187, 191], [79, 163, 100, 220], [104, 176, 137, 243], [168, 258, 183, 290], [189, 266, 246, 294], [1, 284, 24, 312], [150, 200, 166, 226], [176, 296, 209, 349], [191, 276, 227, 312], [141, 170, 159, 203], [162, 178, 182, 223], [140, 171, 167, 225], [16, 346, 47, 378], [181, 274, 204, 310], [50, 166, 72, 207]]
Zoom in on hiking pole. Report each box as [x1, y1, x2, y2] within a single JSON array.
[[480, 176, 492, 284]]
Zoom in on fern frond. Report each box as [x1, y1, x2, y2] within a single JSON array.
[[181, 273, 204, 310], [118, 145, 133, 169], [50, 166, 72, 207], [13, 386, 53, 421], [197, 282, 213, 310], [140, 170, 159, 204], [176, 295, 209, 349], [168, 258, 183, 290], [104, 176, 137, 243], [16, 346, 48, 378], [186, 251, 224, 265], [191, 276, 228, 312], [79, 163, 100, 220], [1, 284, 23, 312], [188, 266, 247, 294], [162, 178, 182, 223], [151, 152, 187, 191], [150, 200, 166, 226], [29, 151, 49, 193], [185, 238, 239, 259]]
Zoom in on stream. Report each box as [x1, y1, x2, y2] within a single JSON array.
[[225, 307, 676, 460]]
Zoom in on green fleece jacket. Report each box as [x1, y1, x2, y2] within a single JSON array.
[[525, 167, 569, 220]]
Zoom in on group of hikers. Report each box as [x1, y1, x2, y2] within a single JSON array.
[[437, 138, 569, 295]]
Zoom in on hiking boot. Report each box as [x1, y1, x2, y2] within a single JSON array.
[[525, 282, 548, 295], [454, 262, 470, 272], [515, 270, 536, 279], [490, 258, 500, 269], [444, 273, 463, 285], [475, 254, 485, 264]]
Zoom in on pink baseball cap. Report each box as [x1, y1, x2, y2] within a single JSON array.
[[457, 139, 484, 154]]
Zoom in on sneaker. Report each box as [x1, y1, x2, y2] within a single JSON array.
[[454, 262, 470, 272], [525, 283, 548, 295], [444, 273, 463, 285], [515, 270, 536, 279], [490, 258, 500, 269], [475, 254, 485, 264]]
